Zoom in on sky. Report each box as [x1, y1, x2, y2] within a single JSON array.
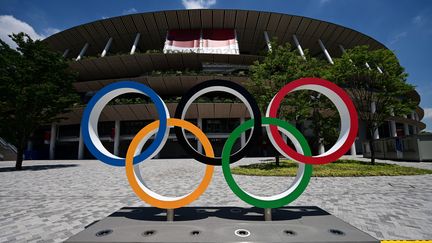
[[0, 0, 431, 131]]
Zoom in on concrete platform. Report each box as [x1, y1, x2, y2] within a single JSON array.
[[66, 206, 379, 243]]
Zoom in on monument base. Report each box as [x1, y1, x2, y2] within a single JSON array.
[[66, 206, 378, 243]]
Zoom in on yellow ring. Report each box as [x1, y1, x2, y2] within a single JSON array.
[[125, 118, 214, 209]]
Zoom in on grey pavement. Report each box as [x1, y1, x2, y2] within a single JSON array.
[[0, 157, 431, 242]]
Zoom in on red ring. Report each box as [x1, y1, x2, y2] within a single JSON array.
[[268, 77, 358, 165]]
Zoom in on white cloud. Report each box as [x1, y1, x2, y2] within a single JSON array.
[[122, 8, 138, 15], [0, 15, 59, 49], [43, 27, 60, 36], [412, 15, 424, 25], [0, 15, 47, 48], [182, 0, 216, 9], [389, 31, 407, 45], [424, 108, 432, 132], [319, 0, 332, 5], [424, 108, 432, 119]]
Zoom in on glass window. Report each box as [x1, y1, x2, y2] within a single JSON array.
[[58, 124, 80, 138], [202, 118, 240, 133], [120, 120, 152, 135], [98, 122, 115, 137]]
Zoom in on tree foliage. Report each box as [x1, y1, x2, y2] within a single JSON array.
[[329, 46, 416, 164], [248, 41, 416, 164], [247, 41, 338, 157], [0, 33, 78, 170]]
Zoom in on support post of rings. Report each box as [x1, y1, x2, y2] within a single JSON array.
[[166, 209, 174, 221], [264, 208, 272, 221]]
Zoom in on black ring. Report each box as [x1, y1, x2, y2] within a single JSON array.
[[174, 79, 262, 165]]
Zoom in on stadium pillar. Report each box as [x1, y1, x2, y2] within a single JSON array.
[[403, 115, 410, 135], [365, 62, 372, 70], [350, 142, 357, 156], [371, 102, 380, 139], [27, 140, 33, 150], [339, 45, 376, 70], [197, 118, 203, 154], [78, 125, 84, 159], [390, 109, 397, 137], [101, 37, 113, 57], [339, 45, 354, 64], [62, 49, 69, 58], [318, 143, 325, 155], [318, 39, 334, 64], [293, 35, 306, 60], [75, 43, 89, 61], [234, 30, 239, 54], [49, 123, 56, 160], [264, 31, 272, 52], [411, 112, 418, 134], [338, 44, 347, 54], [390, 121, 397, 137], [113, 120, 120, 156], [130, 33, 141, 55], [411, 112, 417, 121], [240, 117, 246, 147]]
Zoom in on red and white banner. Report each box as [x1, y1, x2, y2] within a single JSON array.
[[163, 29, 239, 55], [164, 29, 201, 53], [202, 29, 238, 54]]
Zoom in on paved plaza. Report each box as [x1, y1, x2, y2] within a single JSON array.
[[0, 157, 431, 242]]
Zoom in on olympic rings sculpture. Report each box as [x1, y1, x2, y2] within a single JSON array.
[[82, 78, 358, 209]]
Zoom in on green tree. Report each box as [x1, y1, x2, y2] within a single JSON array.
[[329, 46, 416, 164], [0, 33, 78, 170], [247, 41, 337, 164]]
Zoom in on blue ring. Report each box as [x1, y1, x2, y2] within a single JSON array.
[[81, 81, 168, 166]]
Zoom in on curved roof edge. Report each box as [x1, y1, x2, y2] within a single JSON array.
[[43, 9, 387, 58]]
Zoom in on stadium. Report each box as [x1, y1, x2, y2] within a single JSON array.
[[27, 9, 425, 160]]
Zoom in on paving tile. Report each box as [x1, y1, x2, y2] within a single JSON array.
[[0, 158, 431, 242]]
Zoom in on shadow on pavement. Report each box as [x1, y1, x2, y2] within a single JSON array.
[[108, 206, 330, 222], [0, 163, 79, 172]]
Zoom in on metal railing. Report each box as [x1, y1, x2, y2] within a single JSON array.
[[362, 134, 432, 162], [0, 137, 17, 153]]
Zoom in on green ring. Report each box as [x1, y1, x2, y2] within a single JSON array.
[[221, 117, 313, 208]]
